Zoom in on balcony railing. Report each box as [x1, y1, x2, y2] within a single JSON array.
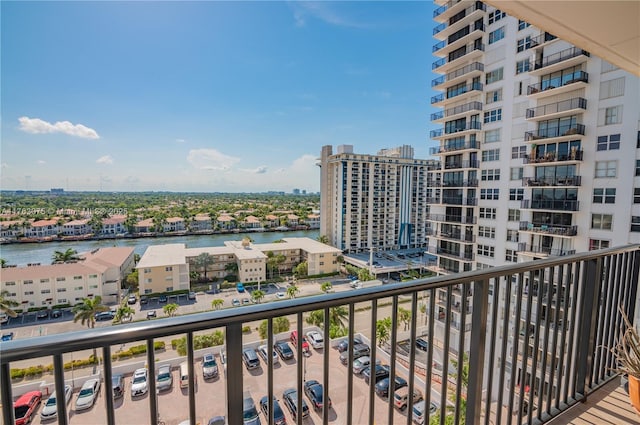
[[534, 47, 590, 70], [434, 140, 480, 154], [2, 246, 638, 425], [525, 123, 585, 141], [523, 149, 583, 164], [426, 213, 477, 224], [517, 242, 577, 257], [429, 246, 475, 261], [528, 32, 557, 47], [444, 160, 480, 169], [521, 199, 580, 211], [527, 71, 588, 95], [519, 221, 578, 236], [522, 175, 582, 186], [526, 98, 587, 119], [445, 121, 481, 135], [432, 229, 475, 243], [433, 22, 447, 36]]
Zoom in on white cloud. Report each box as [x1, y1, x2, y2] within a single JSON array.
[[37, 160, 46, 165], [18, 116, 99, 139], [291, 3, 371, 29], [187, 148, 240, 171], [96, 155, 114, 165], [240, 166, 268, 174], [176, 138, 186, 143]]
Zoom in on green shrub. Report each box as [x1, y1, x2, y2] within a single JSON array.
[[129, 345, 147, 355], [10, 369, 25, 379], [171, 339, 180, 349], [24, 366, 44, 377], [242, 325, 251, 333], [154, 341, 165, 351]]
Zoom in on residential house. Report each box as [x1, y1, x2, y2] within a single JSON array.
[[25, 219, 60, 238], [217, 214, 236, 230], [190, 214, 212, 232], [305, 214, 320, 229], [62, 219, 91, 236], [134, 218, 154, 233], [101, 215, 127, 235], [164, 217, 186, 232]]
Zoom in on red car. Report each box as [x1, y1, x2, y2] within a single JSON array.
[[13, 390, 42, 425], [290, 330, 310, 354]]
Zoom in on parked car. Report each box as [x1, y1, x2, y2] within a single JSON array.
[[305, 330, 324, 349], [242, 392, 261, 425], [140, 295, 149, 304], [303, 380, 331, 411], [95, 311, 114, 321], [131, 368, 149, 397], [220, 350, 227, 377], [375, 376, 407, 398], [127, 295, 137, 304], [146, 310, 157, 319], [236, 282, 245, 293], [232, 298, 241, 307], [36, 310, 49, 319], [393, 387, 423, 411], [208, 416, 226, 425], [282, 388, 309, 421], [75, 378, 100, 411], [40, 384, 72, 420], [158, 294, 168, 303], [259, 396, 286, 425], [339, 343, 371, 365], [51, 309, 63, 318], [274, 341, 294, 360], [1, 332, 14, 341], [258, 344, 279, 365], [412, 400, 438, 424], [202, 353, 219, 379], [242, 298, 251, 305], [336, 336, 363, 353], [14, 390, 42, 424], [290, 331, 310, 354], [362, 364, 390, 385], [188, 291, 197, 300], [0, 312, 8, 324], [352, 356, 380, 375], [112, 374, 125, 399], [156, 364, 173, 392], [275, 291, 286, 299], [242, 348, 260, 370], [416, 337, 429, 352]]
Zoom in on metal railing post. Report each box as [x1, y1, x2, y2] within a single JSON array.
[[575, 258, 602, 399], [226, 322, 243, 425], [466, 278, 489, 425], [1, 362, 14, 425]]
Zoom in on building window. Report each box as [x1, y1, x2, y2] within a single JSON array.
[[486, 89, 502, 104], [24, 280, 33, 285], [484, 109, 502, 123], [74, 286, 83, 290], [24, 291, 34, 295], [486, 68, 504, 84], [5, 281, 15, 286], [74, 276, 82, 280], [57, 288, 67, 292], [478, 226, 496, 239], [508, 209, 520, 221], [488, 27, 505, 44], [593, 188, 616, 204], [479, 207, 497, 219], [165, 266, 173, 272], [591, 213, 613, 230], [509, 188, 524, 201], [634, 188, 640, 204], [516, 37, 532, 52], [56, 277, 65, 282], [144, 268, 151, 273], [482, 149, 500, 161], [485, 129, 501, 143], [518, 20, 530, 30], [604, 106, 622, 125], [477, 245, 495, 258], [512, 146, 527, 159], [637, 160, 640, 176], [480, 188, 499, 200], [511, 167, 523, 180], [595, 160, 617, 178], [145, 278, 152, 283], [88, 274, 97, 278], [166, 287, 174, 292], [632, 217, 640, 232], [597, 134, 621, 151], [590, 239, 610, 250], [41, 289, 51, 294], [507, 229, 519, 242], [488, 10, 506, 24], [505, 249, 518, 262], [516, 59, 530, 74], [637, 131, 640, 148], [481, 169, 500, 181]]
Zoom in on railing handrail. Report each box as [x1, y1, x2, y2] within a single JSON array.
[[3, 244, 639, 365]]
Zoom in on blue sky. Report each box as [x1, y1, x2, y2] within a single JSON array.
[[1, 1, 436, 193]]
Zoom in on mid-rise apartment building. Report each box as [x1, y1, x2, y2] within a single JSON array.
[[319, 144, 439, 253], [427, 0, 640, 413]]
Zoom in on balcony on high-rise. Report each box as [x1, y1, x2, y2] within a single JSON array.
[[521, 198, 580, 211], [526, 98, 587, 120], [525, 123, 585, 142], [531, 47, 590, 74], [527, 70, 589, 97]]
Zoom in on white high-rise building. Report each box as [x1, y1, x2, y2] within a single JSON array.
[[319, 144, 439, 253], [427, 0, 640, 411]]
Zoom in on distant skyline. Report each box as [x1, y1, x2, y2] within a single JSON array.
[[1, 1, 436, 193]]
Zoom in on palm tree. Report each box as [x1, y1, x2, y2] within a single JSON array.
[[163, 303, 179, 317], [194, 252, 214, 281], [398, 307, 411, 331], [115, 305, 135, 322], [211, 299, 224, 310], [320, 282, 333, 293], [286, 285, 300, 299], [0, 289, 19, 318], [52, 248, 80, 264], [0, 258, 7, 268], [225, 262, 239, 276], [72, 296, 108, 329], [328, 305, 349, 330], [316, 235, 329, 244], [251, 289, 266, 304]]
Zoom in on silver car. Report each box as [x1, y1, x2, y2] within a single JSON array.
[[75, 378, 101, 411], [202, 353, 219, 379], [41, 384, 72, 420], [131, 368, 149, 397], [156, 365, 173, 392]]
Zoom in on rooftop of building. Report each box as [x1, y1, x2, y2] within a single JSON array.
[[136, 244, 187, 268]]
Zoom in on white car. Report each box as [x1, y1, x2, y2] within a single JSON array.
[[275, 291, 286, 299], [306, 330, 324, 349], [257, 344, 280, 365], [352, 356, 379, 375], [75, 378, 100, 411], [131, 368, 149, 397], [41, 384, 72, 420]]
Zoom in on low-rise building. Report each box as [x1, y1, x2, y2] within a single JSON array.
[[134, 218, 154, 233], [0, 247, 135, 308], [305, 214, 320, 229], [164, 217, 185, 232], [62, 219, 91, 236], [101, 215, 127, 235], [190, 214, 212, 232], [25, 219, 60, 238]]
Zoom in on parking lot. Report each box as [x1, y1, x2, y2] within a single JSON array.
[[23, 337, 425, 425]]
